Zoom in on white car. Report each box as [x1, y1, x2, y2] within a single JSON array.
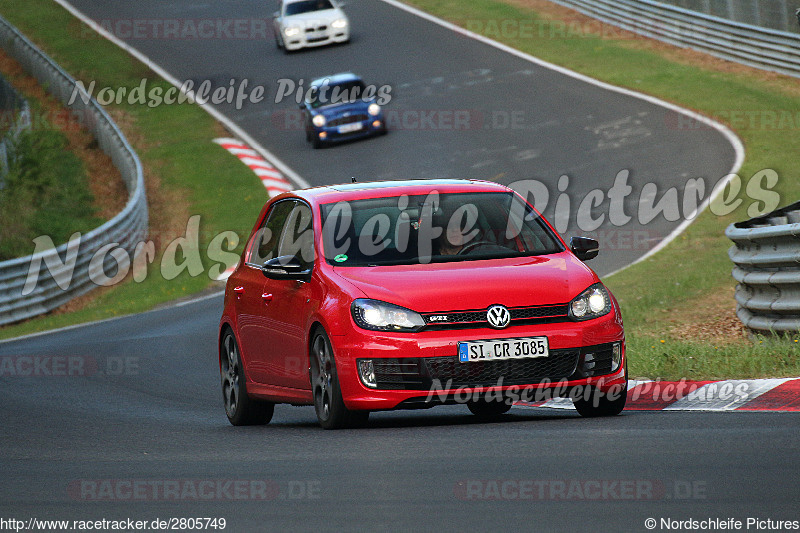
[[273, 0, 350, 52]]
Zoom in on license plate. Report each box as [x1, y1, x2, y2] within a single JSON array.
[[338, 122, 363, 134], [458, 337, 549, 363]]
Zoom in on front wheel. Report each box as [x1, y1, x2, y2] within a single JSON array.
[[311, 329, 369, 429], [220, 331, 274, 426], [573, 381, 627, 417]]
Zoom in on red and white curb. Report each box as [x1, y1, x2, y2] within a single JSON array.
[[515, 378, 800, 412], [216, 264, 237, 282], [214, 138, 294, 198]]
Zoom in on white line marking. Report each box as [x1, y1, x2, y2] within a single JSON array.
[[52, 0, 310, 191], [378, 0, 746, 279], [0, 291, 225, 345]]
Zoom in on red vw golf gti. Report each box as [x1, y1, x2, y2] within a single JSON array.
[[219, 179, 626, 429]]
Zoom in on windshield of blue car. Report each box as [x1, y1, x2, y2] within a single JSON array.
[[320, 192, 564, 266], [308, 81, 368, 109], [285, 0, 334, 16]]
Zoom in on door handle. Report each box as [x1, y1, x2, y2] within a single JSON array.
[[262, 293, 273, 304], [233, 286, 245, 295]]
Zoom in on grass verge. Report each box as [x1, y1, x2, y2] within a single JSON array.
[[0, 128, 102, 260], [404, 0, 800, 379], [0, 0, 268, 340]]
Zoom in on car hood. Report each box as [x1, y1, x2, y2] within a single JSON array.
[[330, 253, 598, 313], [283, 9, 344, 26]]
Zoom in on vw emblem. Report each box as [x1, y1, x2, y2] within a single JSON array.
[[486, 305, 511, 329]]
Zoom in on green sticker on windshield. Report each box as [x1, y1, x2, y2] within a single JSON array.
[[334, 254, 348, 263]]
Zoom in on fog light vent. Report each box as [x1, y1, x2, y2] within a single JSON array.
[[358, 359, 377, 388], [611, 343, 622, 372]]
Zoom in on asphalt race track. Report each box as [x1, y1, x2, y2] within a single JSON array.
[[1, 1, 797, 531], [1, 296, 799, 530]]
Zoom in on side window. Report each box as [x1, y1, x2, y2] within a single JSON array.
[[277, 202, 315, 269], [249, 200, 296, 265]]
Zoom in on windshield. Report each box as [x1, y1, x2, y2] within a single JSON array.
[[308, 80, 368, 109], [285, 0, 334, 16], [320, 191, 564, 266]]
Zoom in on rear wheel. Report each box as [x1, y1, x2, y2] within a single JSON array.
[[311, 329, 369, 429], [467, 399, 513, 418], [573, 380, 627, 417], [221, 331, 274, 426]]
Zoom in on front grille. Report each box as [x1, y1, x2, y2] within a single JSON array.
[[369, 349, 579, 390], [425, 352, 579, 387], [422, 304, 569, 329], [328, 114, 368, 127], [366, 343, 618, 391], [305, 25, 328, 32]]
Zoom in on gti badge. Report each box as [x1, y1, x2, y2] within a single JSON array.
[[486, 305, 511, 329]]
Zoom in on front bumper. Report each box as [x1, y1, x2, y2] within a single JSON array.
[[330, 312, 625, 410], [311, 114, 386, 144], [284, 27, 349, 51]]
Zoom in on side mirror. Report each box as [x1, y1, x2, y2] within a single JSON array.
[[262, 255, 311, 280], [570, 237, 599, 261], [273, 11, 280, 19]]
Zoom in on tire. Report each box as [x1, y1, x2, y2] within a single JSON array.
[[220, 330, 274, 426], [311, 136, 323, 149], [310, 329, 369, 429], [572, 380, 627, 418], [275, 32, 291, 54], [467, 399, 513, 418]]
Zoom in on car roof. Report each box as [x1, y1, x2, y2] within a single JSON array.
[[310, 72, 361, 87], [287, 179, 512, 205]]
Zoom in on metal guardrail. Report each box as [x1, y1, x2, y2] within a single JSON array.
[[656, 0, 800, 35], [548, 0, 800, 78], [0, 15, 148, 326], [0, 74, 31, 182], [726, 201, 800, 333]]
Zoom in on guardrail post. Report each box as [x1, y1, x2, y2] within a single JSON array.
[[727, 201, 800, 334]]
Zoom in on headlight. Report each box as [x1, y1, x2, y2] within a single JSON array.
[[367, 103, 381, 116], [312, 114, 326, 127], [331, 18, 348, 29], [569, 284, 612, 321], [284, 26, 301, 37], [351, 299, 425, 332]]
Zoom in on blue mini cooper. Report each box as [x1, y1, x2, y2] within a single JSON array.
[[301, 73, 388, 148]]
